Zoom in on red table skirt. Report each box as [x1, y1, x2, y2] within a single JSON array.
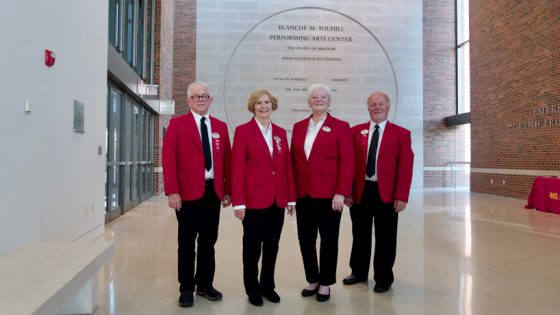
[[525, 177, 560, 214]]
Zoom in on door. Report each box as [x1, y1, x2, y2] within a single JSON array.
[[106, 87, 124, 221]]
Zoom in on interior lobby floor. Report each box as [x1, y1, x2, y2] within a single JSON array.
[[93, 189, 560, 315]]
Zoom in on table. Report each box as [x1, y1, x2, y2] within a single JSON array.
[[525, 177, 560, 215]]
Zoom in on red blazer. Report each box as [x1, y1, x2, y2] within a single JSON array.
[[291, 114, 354, 199], [162, 112, 231, 201], [231, 119, 296, 209], [350, 121, 414, 204]]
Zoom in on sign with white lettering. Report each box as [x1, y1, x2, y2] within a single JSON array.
[[138, 83, 159, 96], [197, 2, 422, 134]]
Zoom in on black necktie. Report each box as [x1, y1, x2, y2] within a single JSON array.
[[366, 125, 379, 177], [200, 117, 212, 171]]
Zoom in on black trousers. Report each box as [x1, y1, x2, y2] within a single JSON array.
[[349, 181, 398, 286], [242, 204, 285, 296], [175, 181, 221, 293], [296, 196, 342, 286]]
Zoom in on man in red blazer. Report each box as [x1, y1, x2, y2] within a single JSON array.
[[343, 91, 414, 294], [162, 82, 231, 307]]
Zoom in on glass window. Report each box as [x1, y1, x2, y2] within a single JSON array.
[[136, 107, 142, 162], [106, 87, 123, 213], [457, 0, 470, 114], [109, 166, 121, 210], [125, 0, 135, 65], [456, 1, 471, 177], [108, 0, 121, 49], [136, 0, 145, 77], [131, 105, 140, 203], [123, 100, 133, 206], [457, 0, 469, 44], [109, 90, 122, 162], [105, 85, 155, 218], [148, 114, 154, 197], [458, 43, 470, 113], [110, 0, 146, 77]]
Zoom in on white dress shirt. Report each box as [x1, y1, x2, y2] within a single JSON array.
[[304, 115, 327, 159], [255, 118, 273, 156], [191, 112, 214, 180]]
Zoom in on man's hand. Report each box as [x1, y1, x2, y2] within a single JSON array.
[[332, 194, 345, 212], [168, 194, 182, 211], [222, 194, 232, 207], [286, 205, 295, 216], [393, 200, 407, 213], [234, 209, 245, 220], [344, 196, 354, 207]]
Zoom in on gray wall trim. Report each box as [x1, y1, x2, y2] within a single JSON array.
[[471, 168, 560, 177], [108, 44, 142, 95]]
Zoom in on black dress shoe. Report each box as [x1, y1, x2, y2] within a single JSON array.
[[301, 286, 319, 297], [178, 291, 193, 307], [342, 275, 367, 285], [248, 294, 263, 306], [196, 286, 223, 300], [262, 290, 281, 303], [373, 284, 391, 293], [316, 288, 330, 302]]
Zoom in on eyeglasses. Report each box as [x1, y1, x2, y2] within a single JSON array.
[[190, 94, 211, 101]]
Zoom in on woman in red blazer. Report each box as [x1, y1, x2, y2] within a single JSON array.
[[231, 89, 296, 307], [291, 84, 354, 302]]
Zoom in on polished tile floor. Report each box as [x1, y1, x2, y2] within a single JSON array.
[[93, 190, 560, 315]]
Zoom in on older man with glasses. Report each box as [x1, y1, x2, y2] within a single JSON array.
[[162, 81, 232, 308]]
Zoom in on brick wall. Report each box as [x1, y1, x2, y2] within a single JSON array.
[[145, 1, 153, 82], [470, 0, 560, 198], [159, 0, 174, 101], [152, 0, 176, 195], [151, 0, 196, 195], [423, 0, 466, 188], [471, 173, 535, 198], [173, 0, 197, 115]]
